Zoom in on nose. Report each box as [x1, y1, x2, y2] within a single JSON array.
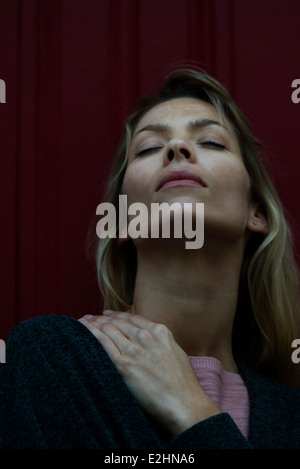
[[164, 138, 196, 165]]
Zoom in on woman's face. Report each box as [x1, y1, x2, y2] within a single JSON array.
[[122, 97, 255, 244]]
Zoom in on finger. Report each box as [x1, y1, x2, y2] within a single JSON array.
[[80, 313, 153, 350], [78, 314, 95, 324], [84, 322, 122, 360], [83, 314, 156, 356], [90, 317, 144, 355], [103, 310, 162, 332], [78, 314, 115, 328], [81, 314, 133, 334], [78, 314, 130, 354], [78, 310, 129, 324], [101, 321, 134, 346], [103, 318, 152, 345]]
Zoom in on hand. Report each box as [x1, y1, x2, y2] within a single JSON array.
[[78, 310, 221, 436]]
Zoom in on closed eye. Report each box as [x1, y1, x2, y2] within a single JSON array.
[[200, 141, 226, 150], [136, 146, 162, 157], [136, 141, 226, 157]]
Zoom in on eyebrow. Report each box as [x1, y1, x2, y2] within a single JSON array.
[[134, 118, 227, 137]]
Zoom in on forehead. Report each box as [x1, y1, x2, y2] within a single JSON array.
[[135, 97, 227, 133]]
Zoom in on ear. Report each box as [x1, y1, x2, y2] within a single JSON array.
[[246, 203, 268, 235]]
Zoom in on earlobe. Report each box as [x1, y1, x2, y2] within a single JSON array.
[[247, 207, 269, 235]]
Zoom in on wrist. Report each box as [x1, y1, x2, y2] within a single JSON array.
[[166, 394, 221, 437]]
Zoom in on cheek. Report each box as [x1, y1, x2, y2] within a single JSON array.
[[212, 161, 251, 208], [122, 165, 150, 204]]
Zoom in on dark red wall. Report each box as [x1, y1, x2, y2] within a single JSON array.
[[1, 0, 300, 340]]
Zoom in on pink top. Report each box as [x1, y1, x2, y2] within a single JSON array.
[[189, 356, 249, 438]]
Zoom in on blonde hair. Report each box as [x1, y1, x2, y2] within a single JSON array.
[[89, 68, 300, 384]]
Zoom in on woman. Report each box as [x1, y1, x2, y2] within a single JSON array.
[[1, 68, 300, 449]]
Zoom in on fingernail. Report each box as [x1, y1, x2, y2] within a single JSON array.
[[103, 310, 113, 315], [78, 314, 94, 324]]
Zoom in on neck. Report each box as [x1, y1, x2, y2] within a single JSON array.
[[132, 238, 244, 372]]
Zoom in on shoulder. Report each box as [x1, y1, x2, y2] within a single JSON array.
[[6, 314, 112, 370], [7, 314, 89, 350], [239, 360, 300, 401], [238, 360, 300, 407], [8, 313, 82, 336], [8, 313, 95, 343], [238, 360, 300, 448]]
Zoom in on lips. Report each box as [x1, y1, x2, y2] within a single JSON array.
[[156, 169, 207, 192]]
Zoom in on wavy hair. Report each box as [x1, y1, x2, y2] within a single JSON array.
[[89, 68, 300, 384]]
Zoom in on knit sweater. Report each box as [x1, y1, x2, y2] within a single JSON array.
[[0, 314, 300, 449]]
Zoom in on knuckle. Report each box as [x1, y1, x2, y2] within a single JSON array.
[[117, 354, 129, 369], [117, 355, 136, 378], [100, 321, 113, 332], [153, 323, 171, 337], [137, 328, 152, 342]]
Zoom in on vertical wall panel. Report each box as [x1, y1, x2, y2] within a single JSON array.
[[138, 0, 190, 95], [108, 0, 140, 126], [17, 0, 39, 325], [233, 0, 300, 243], [0, 0, 19, 337], [57, 0, 112, 318], [212, 0, 236, 92], [35, 0, 62, 318]]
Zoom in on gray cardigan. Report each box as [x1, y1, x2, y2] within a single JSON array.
[[1, 314, 300, 449]]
